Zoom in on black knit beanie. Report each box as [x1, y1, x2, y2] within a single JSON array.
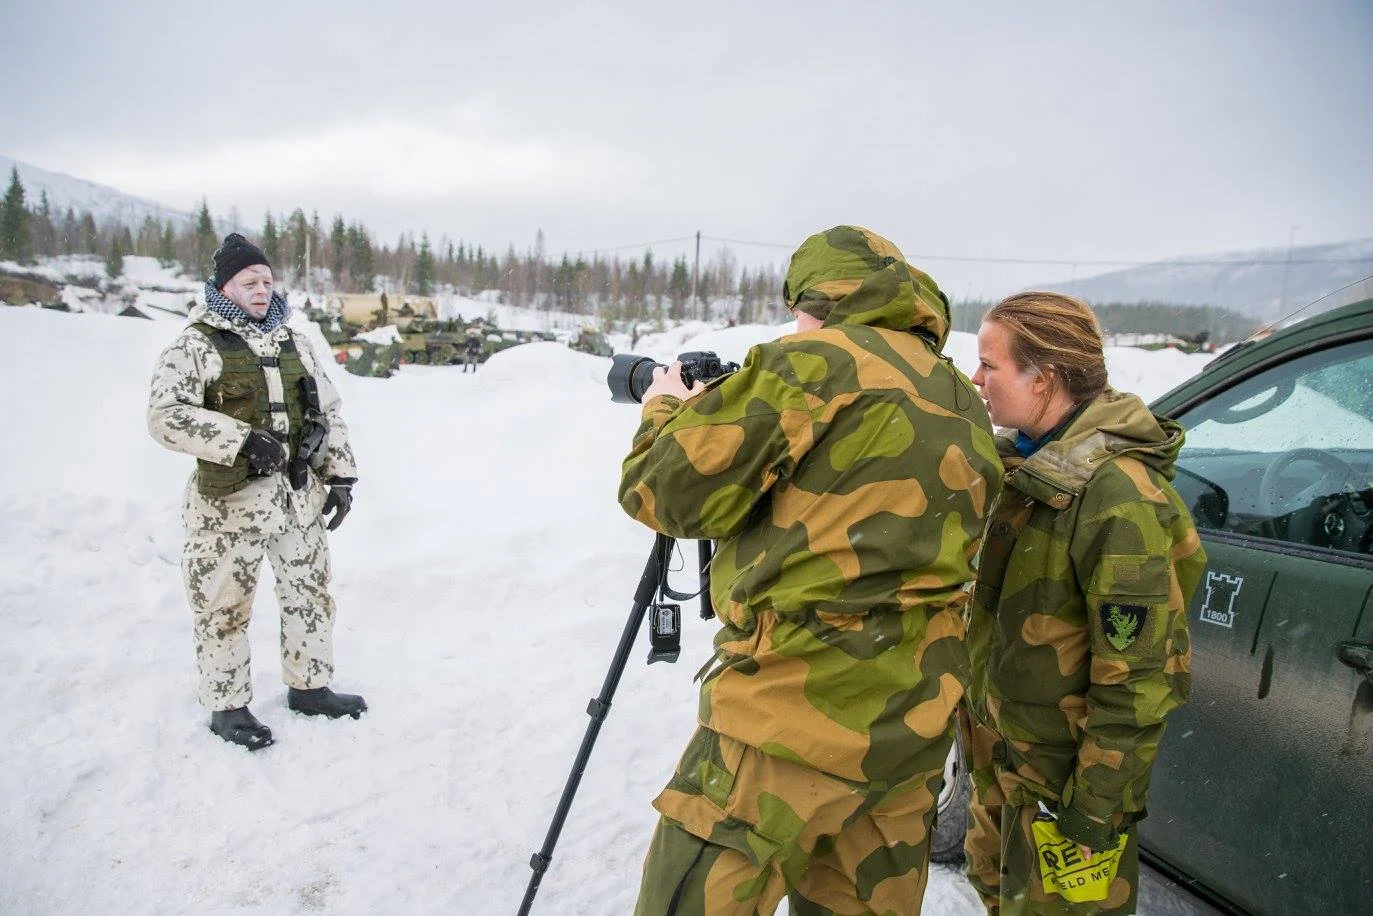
[[213, 233, 271, 288]]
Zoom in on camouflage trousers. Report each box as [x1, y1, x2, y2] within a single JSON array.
[[959, 710, 1138, 915], [634, 726, 948, 915], [182, 519, 336, 711]]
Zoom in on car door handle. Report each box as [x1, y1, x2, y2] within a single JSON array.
[[1337, 641, 1373, 680]]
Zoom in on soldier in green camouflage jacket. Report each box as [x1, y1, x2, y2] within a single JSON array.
[[619, 226, 1003, 915], [963, 292, 1206, 914]]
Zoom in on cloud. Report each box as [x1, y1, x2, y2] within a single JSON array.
[[61, 109, 640, 207]]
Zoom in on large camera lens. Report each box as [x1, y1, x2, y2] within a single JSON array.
[[607, 353, 664, 404]]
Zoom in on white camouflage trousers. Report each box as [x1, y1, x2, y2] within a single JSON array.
[[182, 518, 336, 711]]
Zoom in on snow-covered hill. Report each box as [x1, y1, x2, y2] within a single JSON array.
[[0, 153, 192, 229], [1042, 238, 1373, 321]]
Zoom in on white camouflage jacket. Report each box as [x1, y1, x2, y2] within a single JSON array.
[[147, 303, 358, 536]]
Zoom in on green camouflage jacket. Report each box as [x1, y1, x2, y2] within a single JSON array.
[[619, 227, 1003, 785], [966, 389, 1206, 850]]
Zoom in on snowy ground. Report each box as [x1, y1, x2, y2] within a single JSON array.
[[0, 305, 1213, 914]]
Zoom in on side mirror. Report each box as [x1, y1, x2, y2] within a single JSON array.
[[1336, 641, 1373, 685]]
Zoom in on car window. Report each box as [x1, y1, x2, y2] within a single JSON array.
[[1171, 338, 1373, 555]]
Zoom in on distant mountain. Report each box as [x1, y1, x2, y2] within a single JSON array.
[[0, 154, 192, 231], [1045, 239, 1373, 322]]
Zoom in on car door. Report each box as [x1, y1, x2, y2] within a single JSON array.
[[1141, 336, 1373, 915]]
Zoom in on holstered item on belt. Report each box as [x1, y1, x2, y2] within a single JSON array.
[[289, 376, 329, 490]]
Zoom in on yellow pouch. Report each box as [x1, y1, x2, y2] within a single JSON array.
[[1031, 813, 1125, 903]]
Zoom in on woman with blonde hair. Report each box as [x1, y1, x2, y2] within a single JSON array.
[[962, 291, 1206, 914]]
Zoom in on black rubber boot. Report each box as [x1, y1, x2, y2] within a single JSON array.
[[209, 706, 274, 751], [287, 686, 368, 719]]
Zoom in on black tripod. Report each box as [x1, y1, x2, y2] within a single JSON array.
[[518, 533, 713, 915]]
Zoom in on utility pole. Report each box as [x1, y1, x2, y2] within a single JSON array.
[[304, 233, 311, 304], [690, 230, 701, 320]]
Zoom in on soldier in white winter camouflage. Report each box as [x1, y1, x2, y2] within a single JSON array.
[[147, 233, 367, 750]]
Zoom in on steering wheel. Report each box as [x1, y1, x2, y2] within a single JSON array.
[[1258, 448, 1359, 538], [1213, 378, 1295, 424]]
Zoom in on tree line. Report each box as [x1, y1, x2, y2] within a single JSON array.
[[0, 167, 790, 326], [1, 166, 1263, 338]]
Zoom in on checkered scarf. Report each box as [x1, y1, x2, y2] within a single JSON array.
[[203, 281, 290, 333]]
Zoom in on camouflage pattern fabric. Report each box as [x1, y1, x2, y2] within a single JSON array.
[[962, 389, 1206, 910], [619, 226, 1003, 912], [635, 727, 947, 915], [184, 517, 335, 709], [960, 709, 1138, 915], [148, 303, 359, 710]]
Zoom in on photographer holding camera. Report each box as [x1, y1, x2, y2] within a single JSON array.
[[619, 226, 1003, 914]]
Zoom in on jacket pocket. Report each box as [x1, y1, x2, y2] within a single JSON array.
[[213, 380, 256, 423], [1085, 554, 1169, 658], [653, 729, 784, 869]]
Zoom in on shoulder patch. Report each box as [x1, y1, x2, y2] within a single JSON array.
[[1100, 602, 1148, 651]]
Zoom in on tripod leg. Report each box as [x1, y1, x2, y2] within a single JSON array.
[[697, 540, 715, 620], [518, 533, 673, 915]]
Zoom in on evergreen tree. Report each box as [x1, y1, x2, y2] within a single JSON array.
[[625, 260, 644, 321], [0, 167, 32, 263], [34, 189, 56, 257], [553, 254, 573, 311], [416, 233, 435, 295], [347, 222, 374, 292], [78, 213, 99, 255], [329, 215, 347, 289], [159, 222, 177, 265], [668, 256, 690, 320], [106, 226, 129, 278], [260, 212, 280, 267], [194, 199, 217, 277], [285, 208, 309, 285], [136, 215, 160, 256], [60, 208, 77, 255]]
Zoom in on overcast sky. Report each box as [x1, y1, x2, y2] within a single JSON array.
[[3, 0, 1371, 295]]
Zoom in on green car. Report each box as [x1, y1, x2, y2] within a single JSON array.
[[933, 295, 1373, 914]]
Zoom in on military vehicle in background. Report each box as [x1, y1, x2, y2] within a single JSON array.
[[569, 327, 613, 357], [302, 298, 586, 378], [400, 317, 472, 365], [334, 338, 402, 378], [327, 292, 439, 330]]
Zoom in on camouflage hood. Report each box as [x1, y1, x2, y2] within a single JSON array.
[[783, 225, 951, 347], [1002, 388, 1185, 494]]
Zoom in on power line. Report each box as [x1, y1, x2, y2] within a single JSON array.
[[565, 235, 697, 257], [701, 235, 794, 250]]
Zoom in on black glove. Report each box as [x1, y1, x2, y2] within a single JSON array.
[[322, 481, 353, 531], [240, 429, 286, 474]]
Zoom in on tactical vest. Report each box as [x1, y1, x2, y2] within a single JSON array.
[[193, 322, 311, 496]]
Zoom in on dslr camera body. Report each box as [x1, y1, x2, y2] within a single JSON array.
[[608, 350, 740, 404]]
